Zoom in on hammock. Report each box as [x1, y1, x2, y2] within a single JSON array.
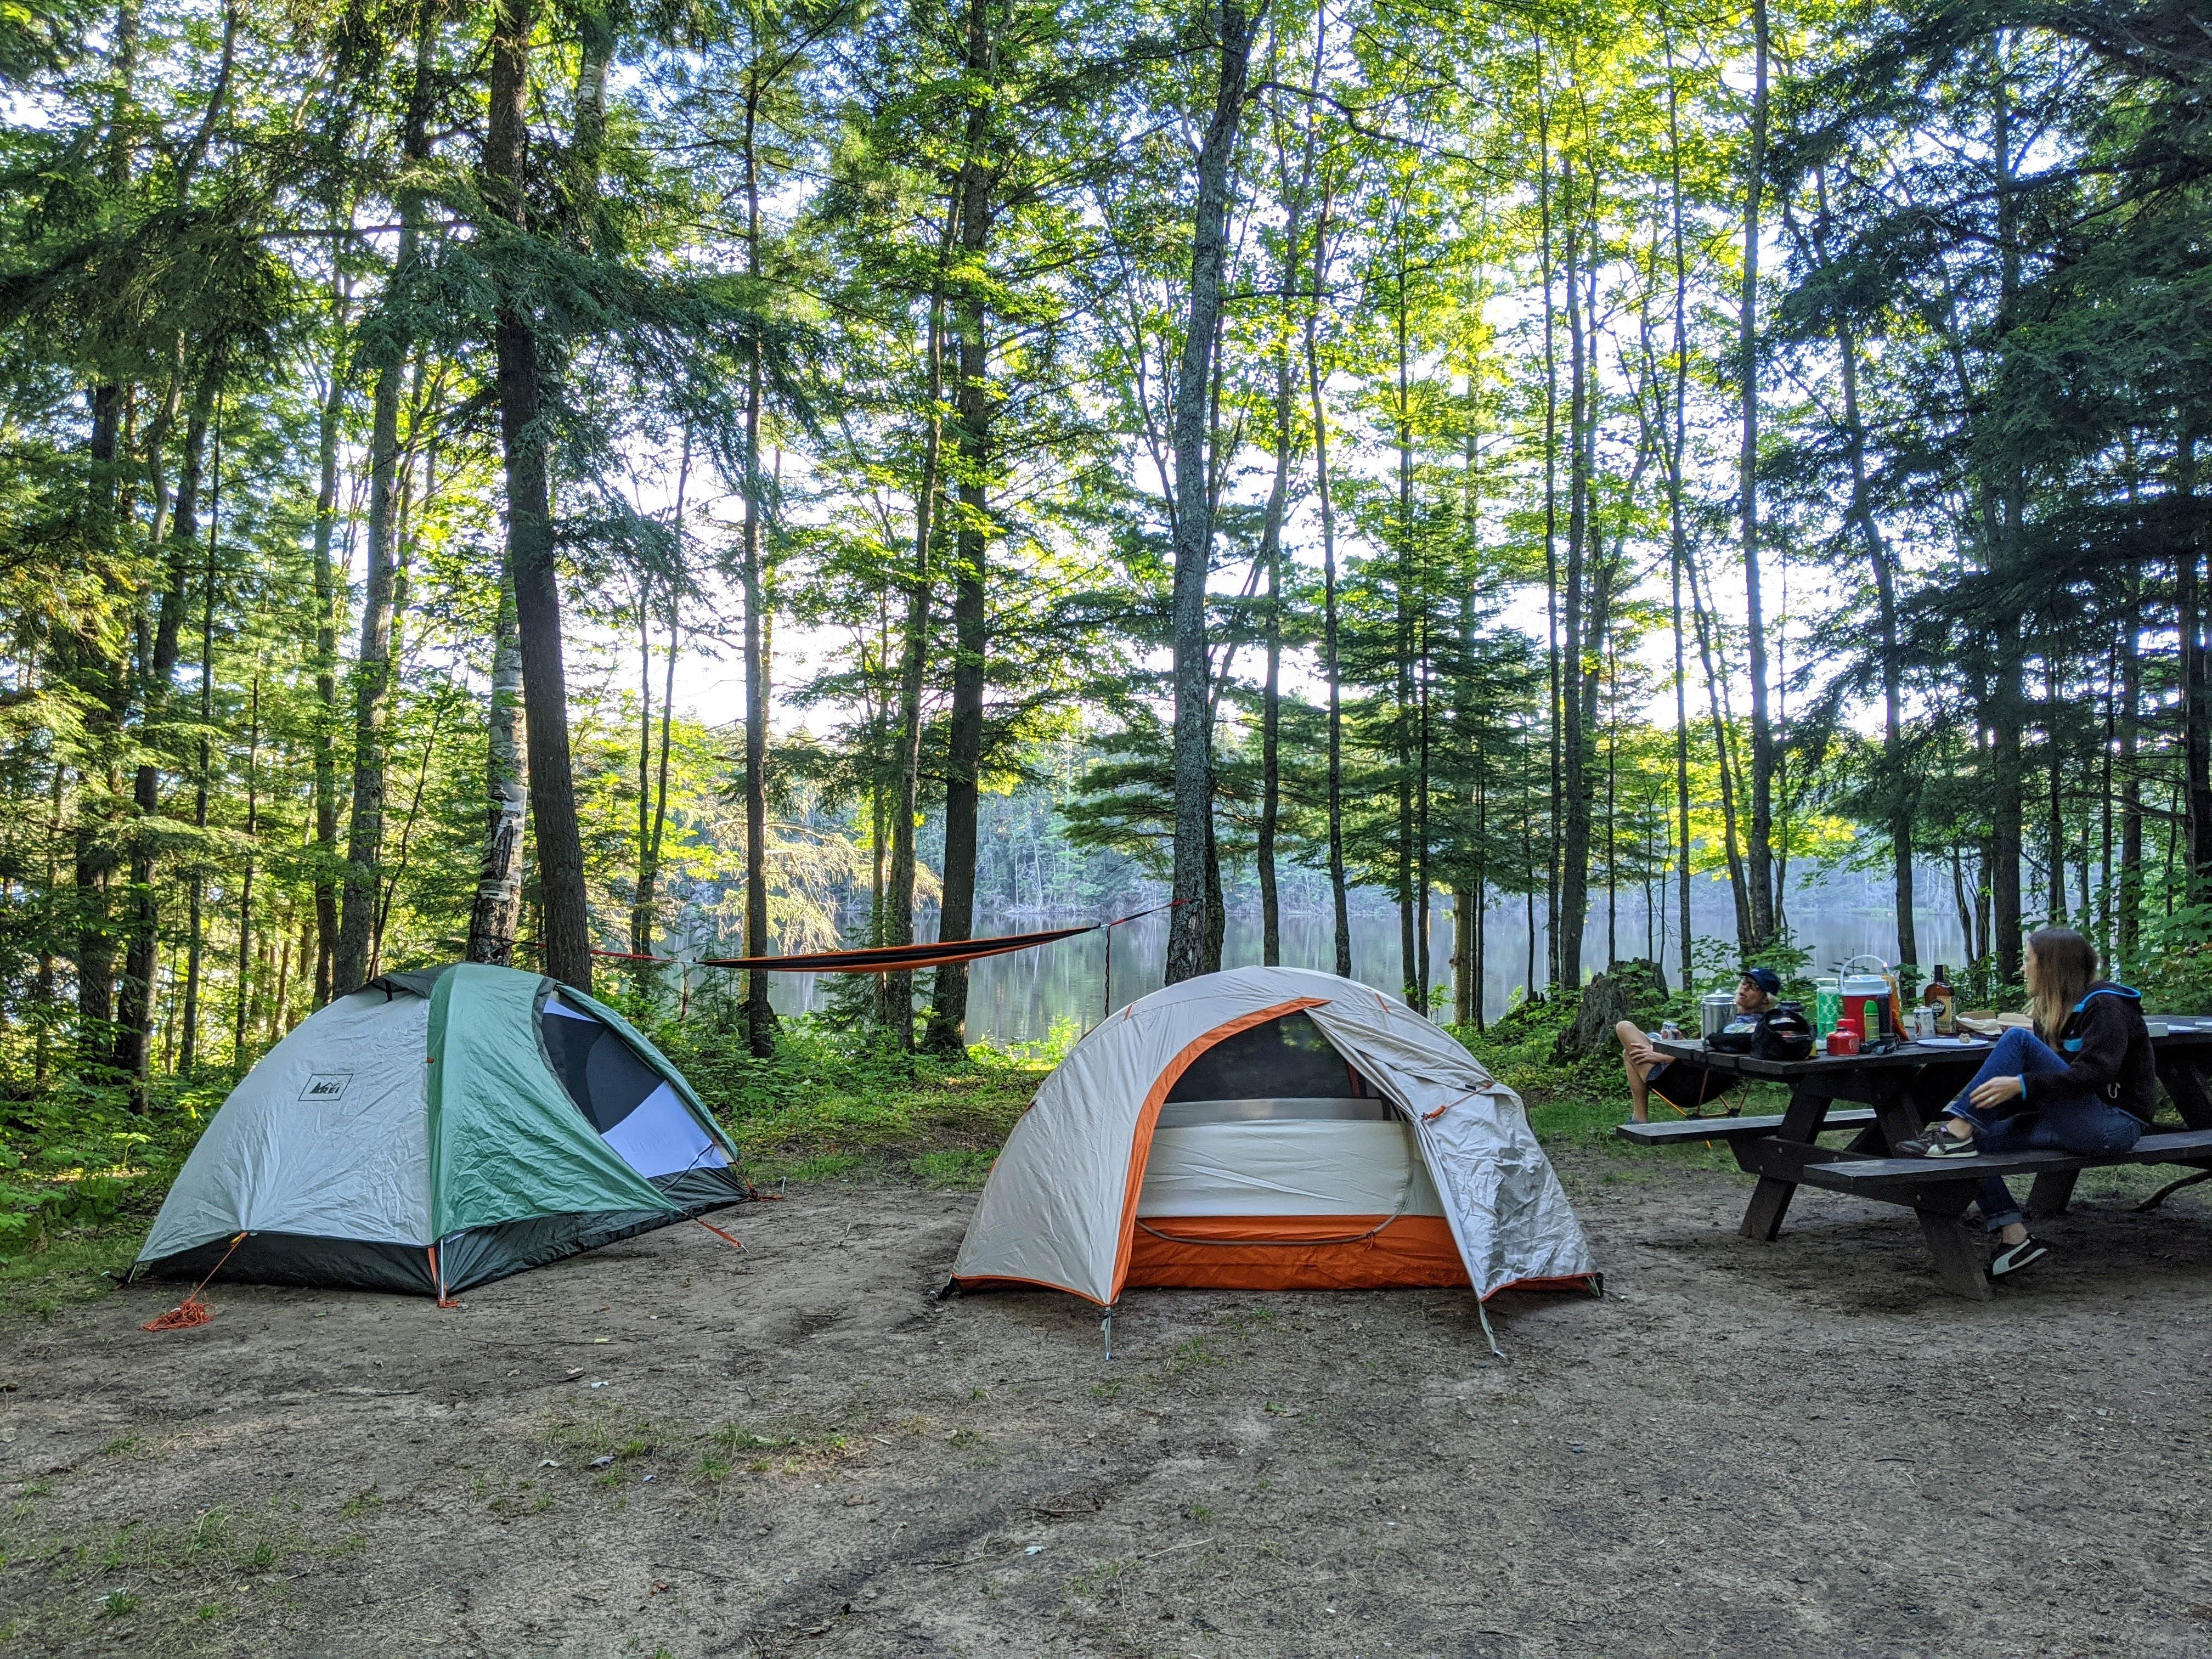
[[699, 925, 1094, 974], [592, 900, 1185, 975]]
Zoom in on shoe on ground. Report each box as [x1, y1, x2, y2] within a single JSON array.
[[1893, 1124, 1979, 1158], [1990, 1235, 2049, 1279]]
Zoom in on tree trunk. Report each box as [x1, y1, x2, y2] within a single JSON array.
[[1740, 0, 1775, 949], [1164, 0, 1256, 986], [567, 3, 613, 230], [924, 494, 987, 1052], [489, 0, 592, 993], [115, 376, 214, 1101], [1991, 598, 2026, 981], [632, 476, 684, 967], [728, 63, 781, 1052], [71, 379, 132, 1060], [334, 354, 400, 994], [1824, 173, 1916, 968], [1392, 226, 1417, 1004], [884, 253, 950, 1043], [2045, 651, 2068, 921], [1258, 509, 1282, 968], [232, 668, 260, 1076], [2118, 561, 2143, 966], [1537, 89, 1562, 990], [1303, 181, 1351, 979], [312, 278, 346, 1007], [1985, 43, 2027, 984], [1257, 22, 1314, 973], [923, 126, 997, 1047], [335, 12, 433, 994], [2181, 440, 2212, 879], [1555, 169, 1592, 990], [1664, 33, 1694, 995], [1686, 544, 1754, 945], [465, 568, 529, 965]]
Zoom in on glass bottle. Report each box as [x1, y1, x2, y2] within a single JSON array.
[[1923, 964, 1956, 1036]]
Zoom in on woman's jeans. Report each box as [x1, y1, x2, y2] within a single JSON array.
[[1943, 1027, 2145, 1228]]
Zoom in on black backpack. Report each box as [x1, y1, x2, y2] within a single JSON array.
[[1752, 1001, 1815, 1062]]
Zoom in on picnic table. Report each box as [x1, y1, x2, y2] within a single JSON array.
[[1615, 1023, 2212, 1297]]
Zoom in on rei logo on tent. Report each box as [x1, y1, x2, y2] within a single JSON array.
[[300, 1073, 353, 1102]]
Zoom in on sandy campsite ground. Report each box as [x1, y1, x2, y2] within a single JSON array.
[[5, 1146, 2212, 1659]]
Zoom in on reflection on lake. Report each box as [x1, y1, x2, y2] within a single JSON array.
[[765, 867, 1970, 1048]]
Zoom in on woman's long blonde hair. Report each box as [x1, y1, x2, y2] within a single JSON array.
[[2028, 928, 2100, 1040]]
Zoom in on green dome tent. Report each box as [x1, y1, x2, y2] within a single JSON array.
[[131, 963, 748, 1299]]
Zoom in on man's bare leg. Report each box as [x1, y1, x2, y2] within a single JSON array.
[[1616, 1018, 1657, 1124]]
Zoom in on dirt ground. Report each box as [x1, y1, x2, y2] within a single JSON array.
[[5, 1147, 2212, 1659]]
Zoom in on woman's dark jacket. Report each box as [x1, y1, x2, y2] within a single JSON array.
[[2024, 983, 2158, 1124]]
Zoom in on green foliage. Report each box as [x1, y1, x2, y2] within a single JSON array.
[[652, 1014, 1048, 1184], [2129, 904, 2212, 1015]]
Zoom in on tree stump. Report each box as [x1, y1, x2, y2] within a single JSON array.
[[1552, 958, 1671, 1064]]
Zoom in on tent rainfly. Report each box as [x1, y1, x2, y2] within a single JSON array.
[[950, 966, 1598, 1307], [132, 963, 747, 1299]]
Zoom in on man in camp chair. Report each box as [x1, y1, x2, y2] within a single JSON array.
[[1616, 968, 1781, 1124]]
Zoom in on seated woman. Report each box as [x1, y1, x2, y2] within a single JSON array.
[[1615, 968, 1781, 1125], [1892, 927, 2156, 1279]]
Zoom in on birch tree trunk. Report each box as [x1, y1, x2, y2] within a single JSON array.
[[335, 9, 433, 992]]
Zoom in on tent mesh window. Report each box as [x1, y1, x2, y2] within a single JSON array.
[[1161, 1012, 1391, 1125], [539, 994, 729, 1180]]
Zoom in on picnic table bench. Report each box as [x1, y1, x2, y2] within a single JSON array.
[[1615, 1024, 2212, 1298]]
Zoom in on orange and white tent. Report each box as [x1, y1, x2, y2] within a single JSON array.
[[951, 966, 1598, 1306]]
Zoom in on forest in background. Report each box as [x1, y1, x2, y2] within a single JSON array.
[[3, 0, 2210, 1144]]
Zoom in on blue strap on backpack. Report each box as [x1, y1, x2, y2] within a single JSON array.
[[2062, 983, 2140, 1053]]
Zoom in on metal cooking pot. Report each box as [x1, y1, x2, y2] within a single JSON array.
[[1700, 991, 1737, 1039]]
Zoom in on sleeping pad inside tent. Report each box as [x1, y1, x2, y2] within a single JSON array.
[[132, 962, 748, 1297], [950, 966, 1597, 1304]]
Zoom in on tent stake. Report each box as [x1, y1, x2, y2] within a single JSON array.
[[1475, 1297, 1504, 1361], [1101, 1304, 1115, 1361]]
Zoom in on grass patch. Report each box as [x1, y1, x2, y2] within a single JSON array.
[[909, 1148, 997, 1188], [31, 1505, 352, 1583], [548, 1410, 670, 1464], [5, 1505, 363, 1644], [707, 1417, 854, 1477], [0, 1231, 138, 1324]]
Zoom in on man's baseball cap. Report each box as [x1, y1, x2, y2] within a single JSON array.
[[1741, 967, 1784, 995]]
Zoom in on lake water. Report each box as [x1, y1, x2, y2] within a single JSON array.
[[762, 866, 1971, 1046]]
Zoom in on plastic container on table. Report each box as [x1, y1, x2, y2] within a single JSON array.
[[1813, 976, 1841, 1036], [1839, 955, 1894, 1041]]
